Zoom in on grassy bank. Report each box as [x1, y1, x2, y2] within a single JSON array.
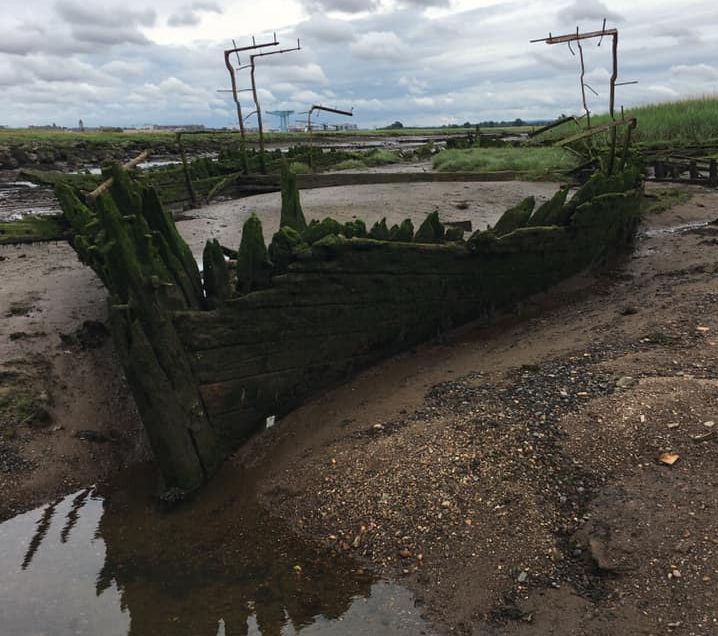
[[432, 147, 577, 178], [539, 97, 718, 147]]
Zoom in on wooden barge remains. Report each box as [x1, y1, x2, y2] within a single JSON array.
[[56, 162, 643, 495]]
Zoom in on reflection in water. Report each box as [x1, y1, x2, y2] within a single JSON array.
[[0, 465, 432, 636], [21, 497, 60, 570]]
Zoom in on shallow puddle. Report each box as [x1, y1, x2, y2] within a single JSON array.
[[0, 465, 432, 635]]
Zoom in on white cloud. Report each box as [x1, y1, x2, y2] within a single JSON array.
[[670, 63, 718, 79], [350, 31, 409, 61], [559, 0, 624, 24]]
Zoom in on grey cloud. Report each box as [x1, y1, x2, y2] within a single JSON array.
[[71, 25, 151, 46], [167, 2, 222, 27], [399, 0, 451, 7], [55, 0, 156, 28], [299, 16, 357, 43], [658, 26, 703, 46], [559, 0, 624, 24], [300, 0, 379, 15], [0, 23, 96, 56]]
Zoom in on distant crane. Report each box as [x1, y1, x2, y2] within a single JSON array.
[[267, 110, 295, 132]]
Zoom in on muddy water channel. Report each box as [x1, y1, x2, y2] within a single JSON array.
[[0, 465, 432, 636]]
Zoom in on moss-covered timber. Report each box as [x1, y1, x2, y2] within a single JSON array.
[[56, 157, 643, 494], [56, 165, 219, 497]]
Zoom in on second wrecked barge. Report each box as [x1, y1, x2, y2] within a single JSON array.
[[56, 162, 643, 495]]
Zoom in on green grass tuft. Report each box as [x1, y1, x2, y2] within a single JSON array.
[[641, 188, 692, 215], [432, 147, 577, 178], [333, 159, 368, 171]]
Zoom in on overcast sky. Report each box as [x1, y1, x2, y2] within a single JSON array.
[[1, 0, 716, 129]]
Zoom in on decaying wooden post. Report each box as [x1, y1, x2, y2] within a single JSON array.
[[176, 133, 198, 207], [247, 40, 301, 174], [223, 36, 278, 174]]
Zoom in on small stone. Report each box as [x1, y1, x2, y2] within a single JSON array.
[[399, 549, 412, 559], [616, 376, 636, 389], [703, 420, 715, 428], [671, 569, 681, 578], [441, 500, 451, 508], [517, 571, 528, 583]]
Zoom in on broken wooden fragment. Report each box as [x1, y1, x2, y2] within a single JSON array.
[[414, 211, 445, 243], [492, 196, 535, 236], [203, 239, 231, 308], [236, 213, 272, 294]]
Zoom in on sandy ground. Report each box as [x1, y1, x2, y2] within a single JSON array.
[[1, 180, 717, 634], [243, 186, 718, 635], [178, 180, 559, 254]]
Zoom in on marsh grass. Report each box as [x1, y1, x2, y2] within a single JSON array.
[[432, 147, 577, 178], [540, 97, 718, 147]]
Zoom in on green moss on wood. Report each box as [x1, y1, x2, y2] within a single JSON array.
[[280, 161, 307, 232], [414, 211, 445, 243], [343, 219, 367, 238], [203, 239, 231, 308], [527, 188, 569, 227], [236, 213, 272, 294], [444, 226, 464, 241], [369, 218, 391, 241], [302, 217, 344, 244], [492, 196, 535, 236], [268, 226, 304, 272], [389, 218, 414, 242]]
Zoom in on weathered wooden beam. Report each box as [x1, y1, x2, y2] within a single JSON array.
[[86, 151, 150, 201], [556, 118, 636, 147]]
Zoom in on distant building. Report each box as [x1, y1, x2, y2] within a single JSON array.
[[142, 124, 206, 132]]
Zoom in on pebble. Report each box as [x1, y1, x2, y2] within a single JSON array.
[[616, 376, 636, 389], [517, 571, 528, 583]]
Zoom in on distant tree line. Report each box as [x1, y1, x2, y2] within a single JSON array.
[[381, 118, 552, 130]]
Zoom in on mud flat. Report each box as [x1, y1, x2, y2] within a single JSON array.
[[1, 181, 716, 634]]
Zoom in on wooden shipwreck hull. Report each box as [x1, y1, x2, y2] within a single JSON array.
[[56, 164, 643, 495]]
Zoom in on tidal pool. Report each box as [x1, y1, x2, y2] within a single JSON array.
[[0, 466, 433, 636]]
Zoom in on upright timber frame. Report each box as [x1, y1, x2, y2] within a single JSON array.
[[531, 22, 638, 173], [222, 35, 300, 174]]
